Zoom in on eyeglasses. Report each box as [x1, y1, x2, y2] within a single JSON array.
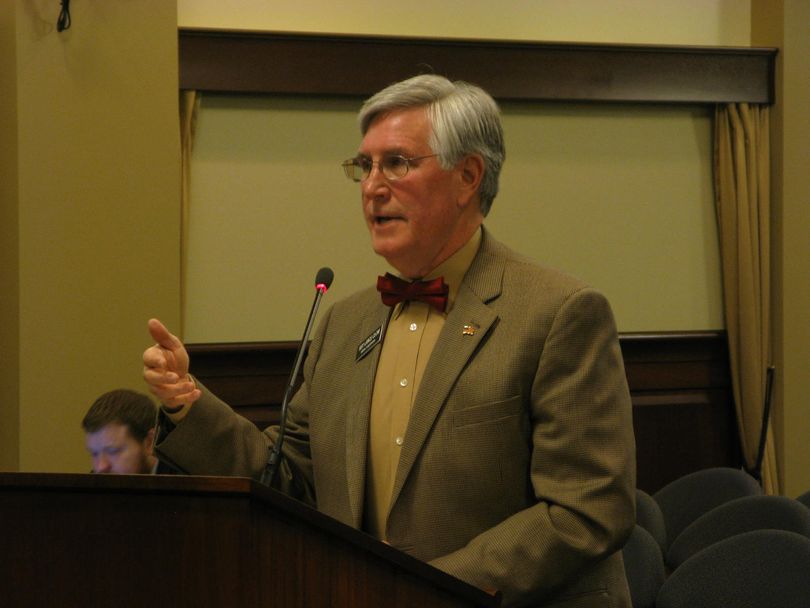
[[341, 154, 438, 182]]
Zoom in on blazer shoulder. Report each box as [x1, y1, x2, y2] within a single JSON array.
[[332, 284, 379, 312], [483, 232, 593, 298], [321, 284, 384, 329], [509, 257, 593, 300]]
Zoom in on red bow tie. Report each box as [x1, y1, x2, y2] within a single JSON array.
[[376, 273, 449, 312]]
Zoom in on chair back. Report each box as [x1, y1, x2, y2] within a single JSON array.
[[653, 467, 761, 546], [635, 488, 667, 552], [656, 529, 810, 608], [666, 495, 810, 569], [622, 525, 666, 608]]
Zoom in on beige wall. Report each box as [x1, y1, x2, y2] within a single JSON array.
[[752, 0, 810, 497], [177, 0, 750, 45], [0, 4, 21, 470], [185, 98, 719, 341], [780, 0, 810, 498], [181, 2, 742, 342], [0, 1, 181, 472]]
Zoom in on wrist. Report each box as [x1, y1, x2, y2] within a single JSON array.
[[161, 402, 186, 415], [160, 375, 196, 416]]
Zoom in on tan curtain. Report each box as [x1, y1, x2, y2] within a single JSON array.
[[179, 90, 199, 337], [714, 103, 778, 494]]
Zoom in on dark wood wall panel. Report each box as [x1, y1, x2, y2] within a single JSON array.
[[620, 332, 740, 492], [188, 331, 740, 493], [187, 341, 299, 429], [179, 30, 776, 104]]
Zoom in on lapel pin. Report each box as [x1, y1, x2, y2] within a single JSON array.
[[462, 323, 478, 336]]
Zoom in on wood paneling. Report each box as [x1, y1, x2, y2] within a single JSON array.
[[188, 331, 741, 493], [187, 341, 300, 429], [621, 332, 741, 493], [179, 29, 776, 104]]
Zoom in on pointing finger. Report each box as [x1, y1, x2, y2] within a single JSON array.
[[148, 318, 182, 351]]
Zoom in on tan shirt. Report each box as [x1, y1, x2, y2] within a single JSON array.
[[364, 228, 482, 539]]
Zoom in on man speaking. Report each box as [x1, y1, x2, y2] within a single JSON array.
[[143, 74, 636, 607]]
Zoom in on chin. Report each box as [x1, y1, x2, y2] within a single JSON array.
[[371, 240, 401, 263]]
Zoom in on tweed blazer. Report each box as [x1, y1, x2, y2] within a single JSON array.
[[156, 229, 636, 608]]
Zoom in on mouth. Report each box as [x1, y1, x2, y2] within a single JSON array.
[[373, 214, 403, 225]]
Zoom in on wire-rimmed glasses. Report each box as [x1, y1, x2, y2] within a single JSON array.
[[341, 154, 438, 182]]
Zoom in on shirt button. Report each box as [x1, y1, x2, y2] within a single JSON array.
[[399, 378, 408, 387], [409, 322, 418, 331], [395, 436, 404, 446]]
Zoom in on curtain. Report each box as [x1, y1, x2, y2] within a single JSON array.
[[713, 103, 778, 494], [179, 90, 199, 338]]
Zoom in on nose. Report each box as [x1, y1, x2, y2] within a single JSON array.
[[94, 455, 111, 474], [361, 164, 390, 201]]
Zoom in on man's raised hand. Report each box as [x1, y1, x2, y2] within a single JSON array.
[[142, 318, 201, 408]]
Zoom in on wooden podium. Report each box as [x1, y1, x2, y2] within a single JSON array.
[[0, 473, 499, 607]]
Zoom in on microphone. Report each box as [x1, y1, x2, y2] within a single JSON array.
[[260, 267, 334, 486]]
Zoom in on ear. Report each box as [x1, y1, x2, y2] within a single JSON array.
[[144, 427, 156, 454], [457, 154, 485, 208]]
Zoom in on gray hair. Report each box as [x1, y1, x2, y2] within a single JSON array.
[[358, 74, 505, 216]]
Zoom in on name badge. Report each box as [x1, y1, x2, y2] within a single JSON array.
[[356, 325, 383, 362]]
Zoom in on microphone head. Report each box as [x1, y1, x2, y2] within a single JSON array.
[[315, 267, 334, 292]]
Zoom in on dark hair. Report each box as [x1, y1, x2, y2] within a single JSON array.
[[81, 389, 157, 441]]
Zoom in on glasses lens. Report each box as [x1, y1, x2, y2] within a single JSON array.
[[342, 159, 362, 182], [381, 155, 409, 180], [358, 157, 374, 180], [342, 155, 414, 182]]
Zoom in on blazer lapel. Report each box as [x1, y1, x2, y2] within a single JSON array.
[[389, 232, 506, 509], [344, 303, 391, 528]]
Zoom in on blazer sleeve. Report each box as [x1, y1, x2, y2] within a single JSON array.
[[428, 287, 636, 606], [153, 307, 337, 507]]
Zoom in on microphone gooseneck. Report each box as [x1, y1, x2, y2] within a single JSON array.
[[260, 267, 334, 487]]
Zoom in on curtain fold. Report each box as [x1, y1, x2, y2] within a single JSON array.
[[713, 102, 778, 494], [179, 90, 200, 338]]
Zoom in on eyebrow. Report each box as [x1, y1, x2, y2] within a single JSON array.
[[356, 147, 412, 158]]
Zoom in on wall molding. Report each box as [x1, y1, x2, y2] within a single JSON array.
[[179, 29, 776, 104]]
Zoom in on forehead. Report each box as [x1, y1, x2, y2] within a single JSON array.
[[85, 422, 135, 448], [360, 107, 431, 153]]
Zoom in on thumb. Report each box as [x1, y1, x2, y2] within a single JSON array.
[[148, 318, 182, 351]]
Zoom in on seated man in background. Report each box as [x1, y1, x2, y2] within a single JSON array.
[[82, 388, 158, 474]]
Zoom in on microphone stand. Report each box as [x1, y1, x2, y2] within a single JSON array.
[[260, 268, 333, 487]]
